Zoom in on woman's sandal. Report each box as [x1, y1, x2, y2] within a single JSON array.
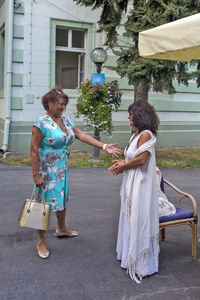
[[54, 229, 79, 237], [37, 244, 49, 259]]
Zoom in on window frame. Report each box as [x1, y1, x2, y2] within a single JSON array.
[[50, 19, 95, 96], [56, 27, 86, 89]]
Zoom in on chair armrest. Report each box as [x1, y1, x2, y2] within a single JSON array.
[[163, 179, 198, 218]]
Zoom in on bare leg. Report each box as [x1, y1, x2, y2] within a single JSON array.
[[55, 208, 76, 234], [37, 230, 48, 252]]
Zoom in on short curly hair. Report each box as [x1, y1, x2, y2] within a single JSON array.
[[128, 100, 160, 135], [42, 85, 69, 111]]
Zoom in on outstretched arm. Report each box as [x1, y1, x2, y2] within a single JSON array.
[[73, 125, 123, 157]]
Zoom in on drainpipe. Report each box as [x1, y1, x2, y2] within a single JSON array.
[[1, 0, 14, 152]]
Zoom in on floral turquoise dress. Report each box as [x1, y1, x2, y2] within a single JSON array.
[[33, 115, 75, 211]]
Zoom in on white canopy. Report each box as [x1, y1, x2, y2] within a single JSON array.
[[138, 13, 200, 62]]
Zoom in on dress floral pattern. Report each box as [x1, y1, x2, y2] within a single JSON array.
[[34, 115, 75, 211]]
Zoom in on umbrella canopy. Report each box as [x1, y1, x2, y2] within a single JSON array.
[[138, 13, 200, 62]]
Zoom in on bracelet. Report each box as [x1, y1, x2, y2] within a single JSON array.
[[102, 144, 107, 151]]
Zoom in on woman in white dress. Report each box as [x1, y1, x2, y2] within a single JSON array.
[[108, 100, 160, 283]]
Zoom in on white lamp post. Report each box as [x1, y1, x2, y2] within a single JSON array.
[[90, 47, 108, 74]]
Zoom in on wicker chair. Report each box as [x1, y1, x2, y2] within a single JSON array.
[[159, 178, 198, 261]]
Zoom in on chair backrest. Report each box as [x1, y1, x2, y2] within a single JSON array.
[[160, 176, 164, 193]]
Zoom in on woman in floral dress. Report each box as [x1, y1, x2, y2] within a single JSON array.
[[30, 86, 121, 259]]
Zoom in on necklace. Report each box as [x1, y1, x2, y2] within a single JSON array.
[[46, 114, 69, 136], [46, 113, 60, 124]]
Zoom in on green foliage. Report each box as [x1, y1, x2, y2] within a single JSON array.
[[73, 0, 200, 99], [75, 80, 122, 135], [74, 0, 128, 45], [113, 0, 200, 95]]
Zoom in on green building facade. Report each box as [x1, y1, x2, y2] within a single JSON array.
[[0, 0, 200, 154]]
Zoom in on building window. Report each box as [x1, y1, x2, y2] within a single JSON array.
[[0, 27, 5, 97], [55, 27, 86, 89]]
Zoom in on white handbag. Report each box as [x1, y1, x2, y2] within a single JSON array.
[[18, 187, 50, 230]]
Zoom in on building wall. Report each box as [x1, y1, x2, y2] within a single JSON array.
[[0, 0, 7, 132], [1, 0, 200, 154], [0, 0, 8, 145]]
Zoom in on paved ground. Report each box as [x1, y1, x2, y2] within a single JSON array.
[[0, 162, 200, 300]]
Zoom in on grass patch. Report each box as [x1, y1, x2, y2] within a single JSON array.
[[68, 152, 120, 167], [0, 154, 31, 166], [156, 148, 200, 168], [1, 148, 200, 168]]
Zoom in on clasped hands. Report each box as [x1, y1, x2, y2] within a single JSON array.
[[105, 144, 125, 175], [108, 160, 126, 176]]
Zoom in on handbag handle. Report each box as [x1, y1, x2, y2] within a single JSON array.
[[27, 186, 47, 216]]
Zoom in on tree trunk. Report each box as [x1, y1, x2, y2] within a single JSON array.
[[134, 82, 149, 102]]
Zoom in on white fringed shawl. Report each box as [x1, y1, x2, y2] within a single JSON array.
[[157, 167, 176, 217], [123, 133, 159, 283]]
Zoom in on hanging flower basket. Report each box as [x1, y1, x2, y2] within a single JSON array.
[[76, 80, 122, 136]]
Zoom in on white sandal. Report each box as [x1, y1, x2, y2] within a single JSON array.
[[37, 244, 49, 259]]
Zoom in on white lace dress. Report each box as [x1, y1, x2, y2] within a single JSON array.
[[116, 130, 159, 283]]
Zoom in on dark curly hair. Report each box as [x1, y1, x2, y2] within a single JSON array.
[[128, 100, 160, 135], [42, 85, 69, 111]]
